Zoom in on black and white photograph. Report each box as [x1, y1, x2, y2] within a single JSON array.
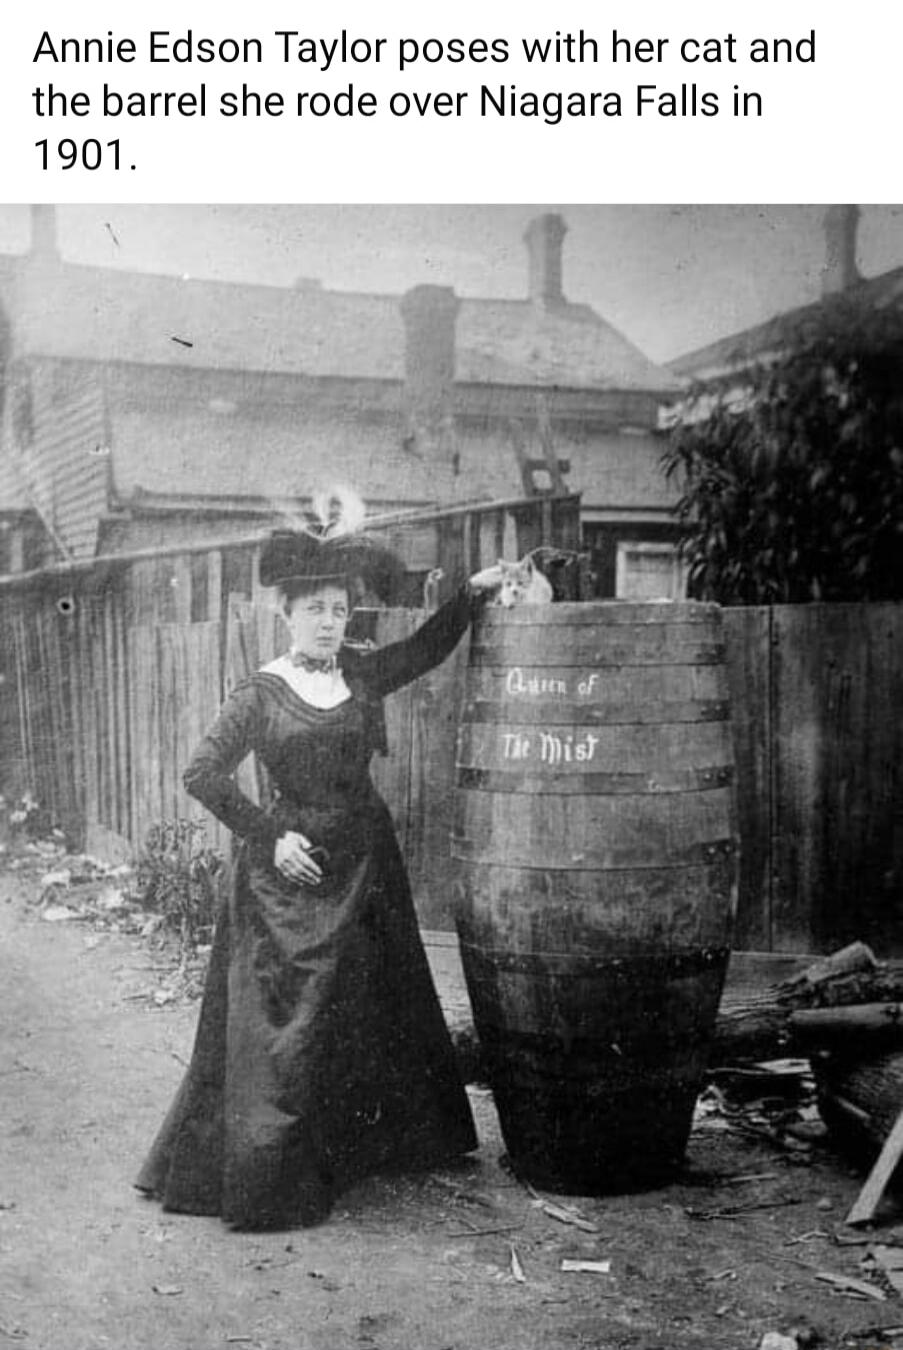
[[1, 203, 902, 1349]]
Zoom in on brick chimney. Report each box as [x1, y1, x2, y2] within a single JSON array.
[[525, 213, 567, 308], [30, 205, 60, 263], [399, 284, 459, 442], [822, 205, 860, 296]]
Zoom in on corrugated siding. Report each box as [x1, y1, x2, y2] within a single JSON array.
[[25, 362, 109, 559]]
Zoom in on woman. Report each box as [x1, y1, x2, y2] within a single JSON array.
[[136, 506, 502, 1229]]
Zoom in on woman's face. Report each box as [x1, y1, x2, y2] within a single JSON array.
[[284, 584, 350, 661]]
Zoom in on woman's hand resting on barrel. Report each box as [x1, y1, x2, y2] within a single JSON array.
[[467, 563, 506, 596], [274, 831, 324, 886]]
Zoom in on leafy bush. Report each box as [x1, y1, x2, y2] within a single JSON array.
[[663, 299, 903, 605], [135, 818, 224, 954]]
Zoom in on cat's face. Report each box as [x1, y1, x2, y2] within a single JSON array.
[[492, 558, 553, 608]]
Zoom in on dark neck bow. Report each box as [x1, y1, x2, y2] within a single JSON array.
[[290, 650, 338, 674]]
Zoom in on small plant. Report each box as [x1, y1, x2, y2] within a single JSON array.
[[0, 790, 59, 849], [6, 791, 53, 838], [135, 818, 224, 957]]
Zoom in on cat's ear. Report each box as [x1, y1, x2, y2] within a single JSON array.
[[522, 556, 536, 575]]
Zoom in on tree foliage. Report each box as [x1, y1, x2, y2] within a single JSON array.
[[662, 299, 903, 604]]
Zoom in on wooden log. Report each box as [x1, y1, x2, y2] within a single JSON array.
[[815, 1050, 903, 1185], [790, 1004, 903, 1051], [782, 941, 877, 990], [713, 970, 903, 1062], [712, 997, 792, 1063], [709, 943, 903, 1063]]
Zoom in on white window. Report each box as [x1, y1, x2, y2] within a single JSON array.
[[615, 541, 687, 601]]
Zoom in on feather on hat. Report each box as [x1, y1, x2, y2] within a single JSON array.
[[259, 486, 404, 601]]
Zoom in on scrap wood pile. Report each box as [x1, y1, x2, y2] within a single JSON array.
[[714, 941, 903, 1068], [717, 943, 903, 1143], [708, 940, 903, 1227], [696, 945, 903, 1236]]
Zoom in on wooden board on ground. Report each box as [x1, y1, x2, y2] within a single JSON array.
[[846, 1105, 903, 1226]]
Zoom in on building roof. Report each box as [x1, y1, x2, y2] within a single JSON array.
[[669, 265, 903, 381], [9, 256, 679, 395], [0, 220, 679, 556]]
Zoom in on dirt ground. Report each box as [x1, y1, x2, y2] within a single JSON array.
[[2, 863, 903, 1350]]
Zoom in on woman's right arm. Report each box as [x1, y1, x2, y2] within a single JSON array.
[[184, 681, 323, 885], [182, 680, 279, 853]]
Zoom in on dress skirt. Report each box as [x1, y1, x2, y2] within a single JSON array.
[[136, 683, 477, 1229]]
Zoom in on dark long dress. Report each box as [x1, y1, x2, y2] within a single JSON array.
[[136, 588, 480, 1228]]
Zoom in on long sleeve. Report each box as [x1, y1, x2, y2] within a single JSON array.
[[182, 680, 279, 851], [346, 584, 486, 698]]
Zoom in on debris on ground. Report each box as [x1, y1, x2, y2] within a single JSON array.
[[429, 1173, 498, 1210], [693, 1084, 732, 1131], [789, 1324, 822, 1348], [686, 1195, 802, 1221], [843, 1330, 903, 1348], [5, 855, 903, 1348], [757, 1334, 798, 1350], [526, 1191, 600, 1233], [784, 1228, 830, 1246], [560, 1258, 611, 1274], [32, 853, 140, 932], [0, 838, 211, 1005], [42, 904, 82, 923], [865, 1244, 903, 1296], [814, 1269, 887, 1300], [693, 1060, 822, 1162], [508, 1245, 526, 1283]]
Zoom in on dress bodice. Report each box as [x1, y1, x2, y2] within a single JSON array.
[[183, 584, 481, 857], [252, 674, 373, 807]]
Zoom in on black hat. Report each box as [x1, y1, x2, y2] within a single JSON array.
[[259, 488, 404, 601], [259, 529, 404, 600]]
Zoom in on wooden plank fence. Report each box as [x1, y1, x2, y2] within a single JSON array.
[[765, 603, 903, 955], [723, 606, 773, 951], [0, 557, 901, 951], [127, 621, 224, 855]]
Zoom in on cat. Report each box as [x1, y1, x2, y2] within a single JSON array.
[[491, 555, 554, 608]]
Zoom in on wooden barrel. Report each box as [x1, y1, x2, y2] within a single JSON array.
[[452, 601, 738, 1193]]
